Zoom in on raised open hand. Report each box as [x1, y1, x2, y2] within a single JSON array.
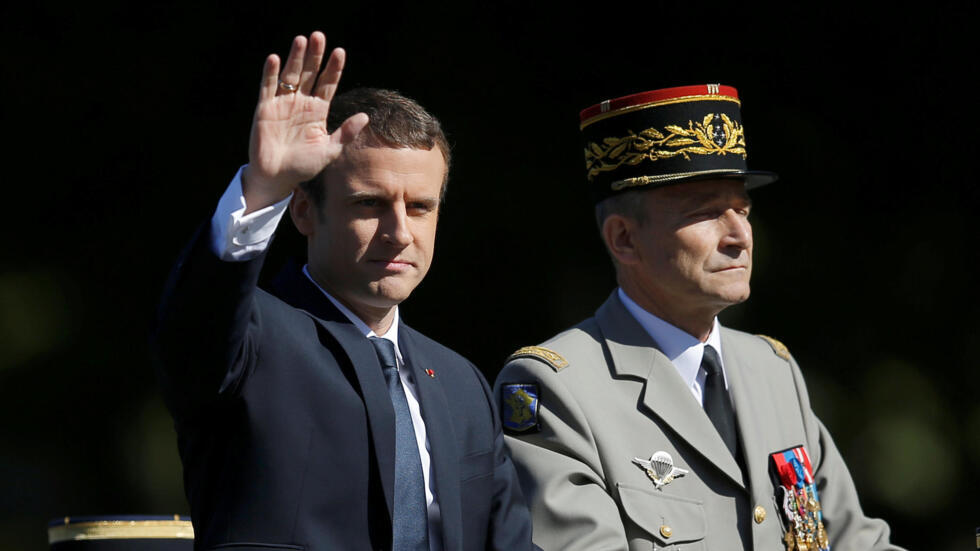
[[242, 32, 369, 213]]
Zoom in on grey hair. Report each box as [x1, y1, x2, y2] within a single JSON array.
[[594, 188, 649, 231]]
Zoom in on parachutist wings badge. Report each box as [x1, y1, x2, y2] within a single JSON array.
[[632, 451, 689, 489]]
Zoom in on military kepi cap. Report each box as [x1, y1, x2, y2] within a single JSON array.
[[580, 84, 778, 203]]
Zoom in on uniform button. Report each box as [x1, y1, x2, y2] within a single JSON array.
[[660, 524, 672, 538], [754, 505, 766, 524]]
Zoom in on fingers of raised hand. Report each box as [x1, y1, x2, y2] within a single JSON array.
[[298, 31, 327, 94], [314, 47, 346, 101], [276, 35, 308, 96], [258, 33, 343, 101], [259, 54, 281, 101]]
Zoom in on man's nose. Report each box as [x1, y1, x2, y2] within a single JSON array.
[[720, 209, 752, 250], [381, 204, 413, 247]]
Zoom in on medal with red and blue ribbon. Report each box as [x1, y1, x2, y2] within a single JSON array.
[[770, 445, 830, 551]]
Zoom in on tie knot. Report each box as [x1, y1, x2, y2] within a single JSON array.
[[701, 345, 723, 375], [369, 336, 398, 371]]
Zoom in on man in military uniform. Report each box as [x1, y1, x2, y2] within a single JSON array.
[[493, 85, 904, 550]]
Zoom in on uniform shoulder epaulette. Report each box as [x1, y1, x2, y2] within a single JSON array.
[[507, 346, 569, 372], [757, 334, 791, 361]]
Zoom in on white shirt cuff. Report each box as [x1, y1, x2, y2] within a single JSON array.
[[209, 165, 292, 261]]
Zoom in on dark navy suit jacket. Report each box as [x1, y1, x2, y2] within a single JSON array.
[[151, 228, 533, 550]]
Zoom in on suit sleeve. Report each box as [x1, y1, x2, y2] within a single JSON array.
[[789, 355, 906, 551], [475, 365, 537, 551], [494, 359, 629, 551], [150, 222, 266, 420]]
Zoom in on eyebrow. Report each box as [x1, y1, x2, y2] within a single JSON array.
[[676, 189, 752, 209], [347, 191, 440, 207], [408, 196, 440, 208], [347, 191, 384, 201]]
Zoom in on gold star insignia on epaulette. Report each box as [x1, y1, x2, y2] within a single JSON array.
[[757, 334, 791, 361], [507, 346, 569, 372]]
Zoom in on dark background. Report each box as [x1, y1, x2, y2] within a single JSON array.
[[2, 2, 976, 549]]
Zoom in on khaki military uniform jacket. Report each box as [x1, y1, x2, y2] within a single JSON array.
[[494, 292, 902, 551]]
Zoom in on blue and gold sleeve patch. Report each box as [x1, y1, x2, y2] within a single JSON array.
[[500, 383, 540, 434]]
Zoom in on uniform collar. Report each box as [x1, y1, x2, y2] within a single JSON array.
[[617, 288, 726, 389]]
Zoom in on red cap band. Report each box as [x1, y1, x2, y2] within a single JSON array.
[[580, 84, 740, 126]]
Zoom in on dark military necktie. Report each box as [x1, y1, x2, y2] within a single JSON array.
[[369, 337, 429, 550], [701, 345, 739, 458]]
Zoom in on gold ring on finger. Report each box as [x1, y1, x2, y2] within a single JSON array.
[[278, 80, 298, 93]]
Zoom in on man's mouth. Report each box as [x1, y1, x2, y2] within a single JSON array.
[[369, 259, 415, 271]]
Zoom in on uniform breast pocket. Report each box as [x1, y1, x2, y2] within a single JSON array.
[[617, 483, 706, 550]]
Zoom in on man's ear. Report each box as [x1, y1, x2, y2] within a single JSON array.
[[289, 186, 316, 237], [602, 214, 640, 266]]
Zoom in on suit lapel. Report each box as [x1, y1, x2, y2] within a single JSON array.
[[398, 324, 462, 551], [270, 261, 397, 520], [595, 293, 745, 489]]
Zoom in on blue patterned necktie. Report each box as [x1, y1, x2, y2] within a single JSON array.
[[369, 337, 429, 550], [702, 345, 739, 458]]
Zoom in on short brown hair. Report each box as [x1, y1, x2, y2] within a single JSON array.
[[300, 88, 451, 207]]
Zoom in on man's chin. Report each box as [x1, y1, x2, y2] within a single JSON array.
[[710, 284, 751, 307], [363, 282, 419, 308], [724, 289, 751, 306]]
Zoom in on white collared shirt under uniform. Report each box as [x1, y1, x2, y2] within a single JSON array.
[[617, 288, 730, 408]]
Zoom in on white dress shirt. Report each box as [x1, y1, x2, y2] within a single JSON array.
[[210, 166, 442, 550], [617, 288, 730, 407]]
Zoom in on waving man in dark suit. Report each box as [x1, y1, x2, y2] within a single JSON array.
[[152, 32, 532, 551]]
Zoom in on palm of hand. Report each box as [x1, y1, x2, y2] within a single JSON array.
[[250, 93, 340, 185]]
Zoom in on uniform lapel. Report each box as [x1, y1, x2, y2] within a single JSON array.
[[721, 328, 769, 493], [399, 324, 462, 551], [595, 292, 745, 489], [270, 262, 397, 520]]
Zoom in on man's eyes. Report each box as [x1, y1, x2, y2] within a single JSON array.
[[689, 209, 722, 219], [689, 206, 751, 219], [352, 198, 434, 213]]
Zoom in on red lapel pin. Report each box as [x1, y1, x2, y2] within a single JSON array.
[[425, 369, 435, 378]]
